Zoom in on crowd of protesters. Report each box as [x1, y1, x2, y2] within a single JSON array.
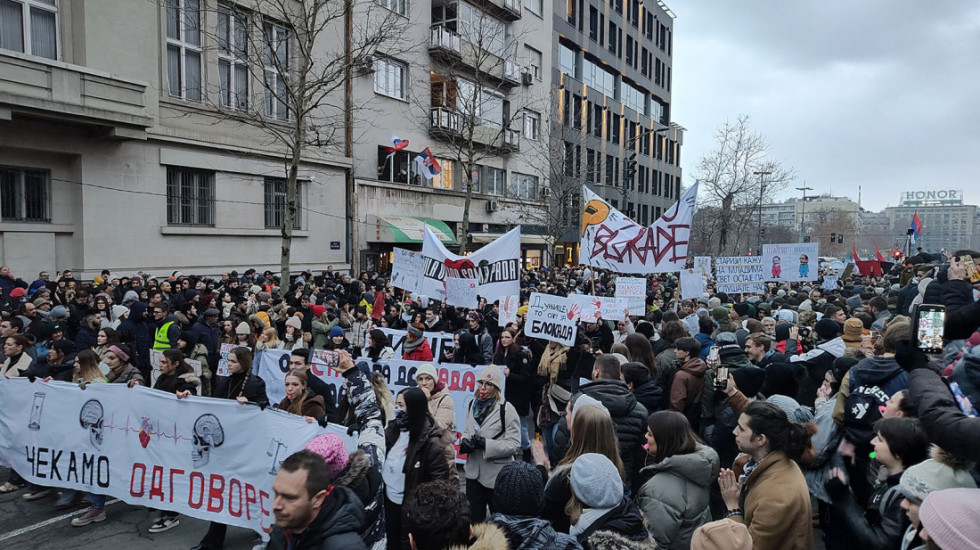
[[1, 246, 979, 550]]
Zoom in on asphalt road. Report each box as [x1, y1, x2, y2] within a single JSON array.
[[0, 467, 261, 550]]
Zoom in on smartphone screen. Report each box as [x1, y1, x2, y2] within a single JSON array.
[[915, 305, 945, 353], [962, 255, 980, 284]]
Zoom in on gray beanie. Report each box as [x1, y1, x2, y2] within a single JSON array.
[[766, 394, 815, 424], [50, 305, 68, 319], [570, 453, 623, 509], [123, 290, 140, 304]]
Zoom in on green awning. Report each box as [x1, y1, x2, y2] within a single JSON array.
[[367, 215, 456, 244]]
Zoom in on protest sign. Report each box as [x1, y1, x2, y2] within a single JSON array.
[[570, 294, 627, 323], [715, 256, 766, 294], [378, 327, 457, 363], [0, 378, 353, 539], [615, 277, 647, 315], [822, 275, 839, 291], [580, 183, 698, 273], [391, 247, 424, 294], [215, 343, 241, 377], [526, 293, 578, 346], [762, 242, 820, 282], [420, 226, 521, 300], [445, 277, 479, 308], [680, 268, 708, 300], [693, 256, 712, 279], [499, 295, 519, 327]]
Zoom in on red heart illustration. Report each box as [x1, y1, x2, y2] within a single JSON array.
[[139, 429, 151, 448], [444, 258, 475, 272]]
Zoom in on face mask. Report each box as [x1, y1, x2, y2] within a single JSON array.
[[394, 408, 410, 431], [98, 362, 111, 375]]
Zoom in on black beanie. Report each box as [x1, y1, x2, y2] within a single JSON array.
[[492, 462, 544, 516], [760, 363, 800, 399]]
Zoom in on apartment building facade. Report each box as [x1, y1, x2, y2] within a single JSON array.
[[0, 0, 353, 279], [551, 0, 683, 264], [350, 0, 554, 271]]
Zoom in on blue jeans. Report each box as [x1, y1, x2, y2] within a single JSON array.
[[519, 414, 532, 450], [87, 493, 106, 508], [543, 423, 558, 459]]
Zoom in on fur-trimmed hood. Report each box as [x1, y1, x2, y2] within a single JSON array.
[[447, 522, 511, 550], [585, 530, 657, 550], [931, 444, 974, 472], [335, 449, 371, 488]]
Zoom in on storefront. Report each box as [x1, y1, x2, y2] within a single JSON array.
[[363, 215, 457, 272], [470, 232, 550, 269]]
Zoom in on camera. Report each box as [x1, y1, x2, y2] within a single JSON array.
[[798, 326, 811, 338]]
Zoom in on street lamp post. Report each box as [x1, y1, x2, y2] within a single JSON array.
[[753, 170, 771, 253], [796, 183, 813, 243], [622, 125, 670, 212]]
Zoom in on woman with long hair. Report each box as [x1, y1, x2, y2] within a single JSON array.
[[363, 328, 394, 361], [145, 349, 200, 534], [1, 334, 34, 378], [254, 326, 280, 352], [192, 347, 268, 550], [719, 401, 813, 550], [540, 396, 624, 533], [382, 387, 452, 549], [92, 327, 120, 361], [277, 369, 326, 422], [492, 326, 535, 460], [637, 410, 719, 549], [72, 349, 107, 386], [414, 364, 457, 471], [217, 319, 236, 346], [279, 315, 307, 350], [104, 344, 145, 387]]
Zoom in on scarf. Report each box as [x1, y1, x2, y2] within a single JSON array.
[[570, 505, 617, 538], [403, 335, 422, 355], [472, 395, 499, 426], [538, 344, 568, 381]]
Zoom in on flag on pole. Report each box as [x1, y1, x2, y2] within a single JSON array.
[[853, 244, 861, 265], [384, 135, 409, 158], [874, 241, 886, 262], [910, 212, 923, 244], [414, 148, 442, 180]]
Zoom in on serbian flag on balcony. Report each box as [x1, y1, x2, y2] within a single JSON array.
[[414, 148, 442, 180], [384, 135, 409, 158], [910, 212, 923, 244], [875, 241, 886, 262]]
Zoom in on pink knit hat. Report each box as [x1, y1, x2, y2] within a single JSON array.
[[303, 433, 349, 479], [920, 488, 980, 550]]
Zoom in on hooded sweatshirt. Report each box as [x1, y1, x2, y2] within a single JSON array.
[[637, 444, 720, 550]]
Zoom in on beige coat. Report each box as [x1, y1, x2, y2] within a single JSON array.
[[462, 398, 521, 489], [731, 450, 812, 550]]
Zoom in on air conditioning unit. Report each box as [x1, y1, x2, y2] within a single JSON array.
[[521, 71, 533, 85], [486, 200, 500, 213], [540, 187, 551, 199]]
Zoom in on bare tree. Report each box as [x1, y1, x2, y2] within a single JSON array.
[[411, 12, 538, 253], [167, 0, 405, 294], [694, 115, 794, 255], [809, 210, 859, 257]]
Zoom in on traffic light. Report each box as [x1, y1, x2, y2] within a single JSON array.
[[623, 152, 637, 186], [838, 234, 843, 243], [893, 250, 902, 259], [761, 227, 766, 239], [830, 233, 836, 243], [804, 236, 811, 243]]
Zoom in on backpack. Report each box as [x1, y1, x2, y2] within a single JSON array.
[[843, 369, 892, 452]]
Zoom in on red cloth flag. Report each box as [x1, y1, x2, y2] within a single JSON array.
[[875, 242, 886, 262]]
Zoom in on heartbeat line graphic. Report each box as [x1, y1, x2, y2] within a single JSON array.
[[105, 414, 194, 444]]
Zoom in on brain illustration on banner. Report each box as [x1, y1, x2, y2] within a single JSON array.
[[762, 243, 820, 282], [580, 183, 699, 274]]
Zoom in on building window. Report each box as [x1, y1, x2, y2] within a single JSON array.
[[0, 166, 49, 222], [374, 0, 406, 17], [582, 56, 616, 98], [523, 0, 542, 16], [217, 4, 249, 110], [264, 177, 302, 229], [0, 0, 57, 59], [166, 0, 202, 101], [263, 21, 290, 120], [588, 6, 598, 41], [559, 43, 576, 77], [374, 57, 407, 100], [431, 159, 453, 190], [511, 173, 538, 199], [458, 3, 504, 57], [485, 166, 505, 195], [457, 79, 502, 127], [166, 167, 213, 226], [523, 110, 540, 140], [608, 21, 616, 53], [525, 45, 542, 80]]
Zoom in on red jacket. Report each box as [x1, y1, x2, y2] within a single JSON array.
[[403, 338, 434, 361]]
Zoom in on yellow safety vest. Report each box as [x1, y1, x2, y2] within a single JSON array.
[[153, 321, 174, 350]]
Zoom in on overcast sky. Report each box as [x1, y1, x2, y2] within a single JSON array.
[[672, 1, 980, 213]]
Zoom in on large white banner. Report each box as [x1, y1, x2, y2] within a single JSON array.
[[680, 268, 708, 300], [378, 327, 456, 362], [763, 243, 820, 282], [391, 247, 424, 294], [715, 256, 766, 294], [526, 293, 578, 346], [0, 378, 352, 539], [615, 276, 647, 315], [580, 183, 698, 274], [420, 226, 521, 301]]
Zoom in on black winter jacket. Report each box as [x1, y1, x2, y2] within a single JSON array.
[[943, 280, 980, 340], [494, 347, 535, 416], [267, 485, 367, 550], [910, 368, 980, 464], [554, 380, 648, 489], [212, 371, 269, 408], [488, 514, 582, 550], [825, 472, 908, 550]]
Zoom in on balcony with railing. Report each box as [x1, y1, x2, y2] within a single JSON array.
[[501, 128, 520, 152], [502, 59, 521, 86], [429, 26, 462, 62]]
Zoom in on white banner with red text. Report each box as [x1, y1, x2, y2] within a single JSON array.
[[0, 378, 353, 539], [420, 226, 521, 301]]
